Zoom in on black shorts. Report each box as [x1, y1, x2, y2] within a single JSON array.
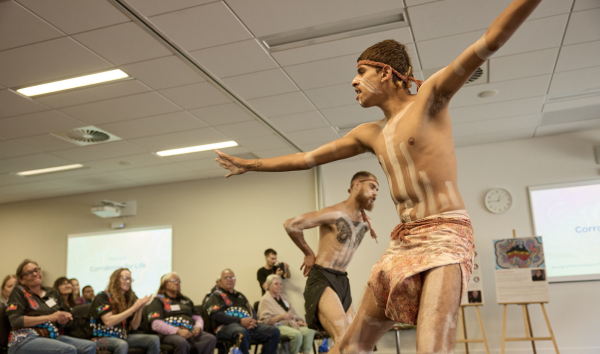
[[303, 264, 352, 331]]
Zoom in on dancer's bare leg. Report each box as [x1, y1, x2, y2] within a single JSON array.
[[416, 264, 462, 353], [333, 287, 395, 354], [317, 287, 352, 343]]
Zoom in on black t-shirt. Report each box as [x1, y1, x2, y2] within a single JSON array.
[[146, 294, 199, 331], [274, 295, 289, 312], [89, 291, 137, 339], [6, 286, 62, 343], [257, 267, 274, 295], [205, 287, 252, 332]]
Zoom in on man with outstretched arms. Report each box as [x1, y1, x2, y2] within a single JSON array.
[[282, 171, 378, 344], [216, 1, 541, 352]]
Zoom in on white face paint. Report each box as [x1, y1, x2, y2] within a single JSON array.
[[352, 78, 381, 94]]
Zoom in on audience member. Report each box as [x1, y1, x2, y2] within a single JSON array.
[[89, 268, 159, 354], [70, 278, 86, 305], [53, 277, 77, 311], [81, 286, 95, 304], [258, 275, 315, 354], [257, 249, 290, 295], [206, 269, 280, 354], [1, 274, 17, 307], [6, 259, 96, 354], [147, 272, 216, 354]]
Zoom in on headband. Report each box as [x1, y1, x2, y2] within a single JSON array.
[[357, 60, 423, 92], [353, 178, 378, 242]]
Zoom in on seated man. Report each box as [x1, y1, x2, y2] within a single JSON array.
[[257, 249, 291, 295], [81, 286, 94, 304], [206, 269, 280, 354]]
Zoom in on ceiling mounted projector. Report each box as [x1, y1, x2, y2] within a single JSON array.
[[91, 200, 127, 218]]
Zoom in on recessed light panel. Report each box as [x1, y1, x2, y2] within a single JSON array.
[[17, 164, 85, 176], [156, 141, 238, 157], [17, 69, 129, 97]]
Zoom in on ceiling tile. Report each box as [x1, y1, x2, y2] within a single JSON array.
[[188, 103, 254, 126], [272, 27, 414, 67], [222, 69, 298, 100], [128, 127, 229, 152], [304, 83, 355, 110], [247, 92, 315, 118], [0, 173, 28, 188], [454, 127, 535, 147], [0, 140, 40, 159], [50, 140, 147, 163], [450, 75, 551, 108], [284, 53, 358, 90], [236, 135, 290, 151], [416, 30, 484, 70], [286, 127, 340, 145], [573, 0, 600, 11], [543, 94, 600, 113], [0, 153, 74, 174], [17, 0, 130, 34], [59, 92, 182, 125], [120, 56, 205, 90], [190, 39, 278, 78], [0, 90, 49, 119], [126, 0, 217, 17], [0, 1, 63, 51], [177, 157, 223, 172], [84, 153, 168, 173], [320, 104, 384, 128], [540, 104, 600, 126], [253, 147, 299, 159], [548, 65, 600, 97], [0, 110, 85, 138], [158, 82, 232, 110], [34, 80, 151, 109], [449, 96, 544, 124], [535, 117, 600, 137], [131, 171, 203, 186], [72, 22, 172, 65], [489, 48, 559, 83], [214, 121, 272, 140], [405, 0, 440, 6], [267, 111, 331, 133], [15, 134, 78, 152], [149, 2, 252, 51], [563, 7, 600, 45], [98, 111, 207, 140], [409, 0, 570, 41], [555, 40, 600, 73], [225, 0, 404, 38], [0, 37, 113, 88], [453, 114, 540, 137], [111, 163, 193, 180]]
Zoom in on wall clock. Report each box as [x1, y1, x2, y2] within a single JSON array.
[[484, 188, 512, 214]]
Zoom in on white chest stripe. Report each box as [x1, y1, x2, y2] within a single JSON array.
[[419, 171, 437, 215], [400, 142, 425, 219]]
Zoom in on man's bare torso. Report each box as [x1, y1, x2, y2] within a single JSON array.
[[357, 90, 465, 223], [314, 206, 369, 272]]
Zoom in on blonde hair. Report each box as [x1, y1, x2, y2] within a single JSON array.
[[264, 274, 282, 291]]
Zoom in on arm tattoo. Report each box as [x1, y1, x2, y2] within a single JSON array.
[[246, 160, 262, 171], [335, 218, 352, 244]]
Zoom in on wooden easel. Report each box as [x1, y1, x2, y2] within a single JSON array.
[[499, 230, 560, 354], [456, 304, 490, 354]]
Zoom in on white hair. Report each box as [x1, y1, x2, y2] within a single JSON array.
[[265, 274, 282, 290]]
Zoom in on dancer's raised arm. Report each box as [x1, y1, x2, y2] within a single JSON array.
[[428, 0, 542, 99], [215, 123, 376, 177]]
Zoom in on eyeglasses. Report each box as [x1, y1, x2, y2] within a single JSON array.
[[223, 276, 236, 280], [23, 267, 42, 278], [169, 279, 181, 284], [121, 276, 134, 282]]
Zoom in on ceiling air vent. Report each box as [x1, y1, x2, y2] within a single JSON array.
[[422, 60, 489, 86], [260, 10, 408, 53], [51, 126, 121, 146]]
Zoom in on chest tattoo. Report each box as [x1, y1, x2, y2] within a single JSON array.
[[335, 218, 368, 246]]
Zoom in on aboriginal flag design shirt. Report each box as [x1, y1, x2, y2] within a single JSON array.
[[205, 287, 252, 333], [89, 291, 136, 339], [6, 286, 62, 347], [146, 294, 199, 331]]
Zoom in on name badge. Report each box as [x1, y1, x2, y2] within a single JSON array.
[[45, 299, 57, 308], [283, 301, 290, 308], [170, 304, 181, 311]]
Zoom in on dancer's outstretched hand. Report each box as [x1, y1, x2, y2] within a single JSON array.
[[300, 254, 315, 277], [215, 150, 248, 177]]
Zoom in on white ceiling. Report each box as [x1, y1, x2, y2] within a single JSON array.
[[0, 0, 599, 204]]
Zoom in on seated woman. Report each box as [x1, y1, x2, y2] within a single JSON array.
[[147, 272, 217, 354], [258, 274, 316, 354], [1, 274, 17, 307], [53, 277, 78, 311], [70, 278, 87, 305], [89, 268, 159, 354], [5, 259, 96, 354]]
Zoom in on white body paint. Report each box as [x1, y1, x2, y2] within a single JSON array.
[[445, 181, 460, 207], [474, 35, 495, 60], [419, 171, 437, 215], [352, 78, 381, 94], [400, 142, 426, 219]]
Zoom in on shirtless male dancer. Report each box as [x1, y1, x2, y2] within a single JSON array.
[[216, 0, 541, 352], [283, 171, 379, 344]]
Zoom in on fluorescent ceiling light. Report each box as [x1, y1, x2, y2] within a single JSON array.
[[156, 141, 238, 157], [17, 69, 129, 97], [17, 164, 85, 176]]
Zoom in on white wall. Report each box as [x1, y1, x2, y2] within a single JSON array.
[[0, 170, 318, 318], [321, 128, 600, 354]]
